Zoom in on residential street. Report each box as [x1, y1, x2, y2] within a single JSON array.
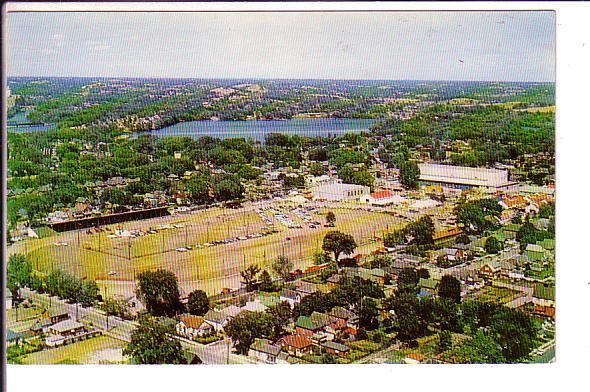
[[19, 287, 255, 364]]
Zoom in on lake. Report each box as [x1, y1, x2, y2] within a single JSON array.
[[7, 111, 54, 133], [140, 118, 377, 142]]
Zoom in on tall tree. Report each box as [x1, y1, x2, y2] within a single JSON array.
[[322, 231, 357, 268], [124, 316, 185, 364], [271, 255, 293, 283], [454, 198, 502, 235], [241, 264, 261, 292], [406, 215, 435, 245], [490, 308, 538, 362], [266, 301, 292, 340], [450, 331, 505, 363], [136, 269, 183, 317], [397, 268, 420, 294], [187, 289, 210, 316], [437, 330, 453, 353], [485, 236, 503, 254], [438, 275, 462, 304], [7, 254, 32, 303], [358, 297, 379, 330], [399, 160, 420, 189], [325, 211, 336, 227], [225, 311, 273, 355], [258, 270, 275, 292]]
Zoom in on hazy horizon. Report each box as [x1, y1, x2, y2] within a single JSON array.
[[7, 11, 555, 82]]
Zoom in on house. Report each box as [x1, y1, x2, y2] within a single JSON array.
[[47, 308, 70, 324], [241, 300, 269, 313], [433, 247, 465, 264], [176, 315, 215, 339], [536, 238, 555, 252], [360, 189, 405, 206], [404, 352, 426, 364], [503, 223, 521, 238], [418, 278, 440, 297], [248, 338, 288, 364], [311, 183, 370, 202], [525, 244, 547, 262], [47, 319, 86, 343], [319, 340, 350, 357], [532, 284, 555, 307], [292, 281, 320, 296], [357, 268, 387, 285], [295, 312, 337, 338], [279, 334, 314, 357], [203, 305, 243, 332], [279, 289, 302, 308], [328, 307, 358, 329], [433, 226, 463, 246], [499, 195, 527, 210], [479, 261, 502, 279], [326, 274, 342, 289]]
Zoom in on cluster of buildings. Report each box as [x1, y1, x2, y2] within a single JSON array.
[[7, 306, 98, 349]]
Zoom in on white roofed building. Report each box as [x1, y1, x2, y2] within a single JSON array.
[[311, 183, 370, 202], [418, 163, 517, 191]]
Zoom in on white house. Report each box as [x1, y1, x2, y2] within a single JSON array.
[[241, 300, 269, 313], [203, 305, 243, 332], [176, 315, 214, 339], [279, 289, 302, 308]]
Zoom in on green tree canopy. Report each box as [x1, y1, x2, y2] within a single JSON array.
[[187, 289, 210, 316], [322, 230, 357, 266], [124, 315, 185, 364], [136, 269, 183, 317], [399, 160, 420, 189], [272, 255, 293, 282], [485, 236, 503, 254], [225, 311, 274, 355], [438, 275, 462, 304], [241, 264, 261, 292]]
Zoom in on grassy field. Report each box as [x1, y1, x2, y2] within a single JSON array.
[[21, 336, 128, 365], [18, 204, 404, 296], [472, 286, 521, 305], [6, 306, 45, 333]]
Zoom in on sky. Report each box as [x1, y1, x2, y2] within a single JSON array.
[[7, 11, 555, 82]]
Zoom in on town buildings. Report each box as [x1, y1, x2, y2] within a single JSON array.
[[418, 163, 518, 192]]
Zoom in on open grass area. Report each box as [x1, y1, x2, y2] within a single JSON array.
[[20, 335, 128, 365], [6, 306, 45, 333], [472, 285, 521, 305], [17, 204, 404, 297]]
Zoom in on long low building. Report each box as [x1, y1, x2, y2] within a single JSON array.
[[311, 183, 370, 202], [418, 163, 517, 191]]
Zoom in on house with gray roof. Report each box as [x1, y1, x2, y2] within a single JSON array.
[[248, 338, 288, 364], [203, 305, 243, 332]]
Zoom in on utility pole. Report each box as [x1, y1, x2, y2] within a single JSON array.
[[105, 284, 109, 331]]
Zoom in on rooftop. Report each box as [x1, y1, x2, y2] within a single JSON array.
[[50, 319, 84, 334], [250, 338, 282, 356]]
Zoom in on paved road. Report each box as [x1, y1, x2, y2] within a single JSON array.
[[19, 288, 256, 365]]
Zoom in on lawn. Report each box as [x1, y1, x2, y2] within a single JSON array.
[[6, 306, 45, 333], [21, 335, 128, 365], [472, 286, 521, 305], [21, 204, 404, 297]]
